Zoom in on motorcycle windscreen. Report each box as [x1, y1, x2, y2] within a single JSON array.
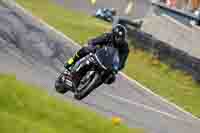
[[95, 47, 120, 70]]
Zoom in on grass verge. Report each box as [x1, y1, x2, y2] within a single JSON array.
[[15, 0, 200, 117], [0, 74, 142, 133]]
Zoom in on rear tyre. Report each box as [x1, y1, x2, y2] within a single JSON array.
[[55, 75, 69, 94], [74, 73, 101, 100]]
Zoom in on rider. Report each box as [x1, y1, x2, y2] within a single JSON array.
[[64, 24, 129, 84], [110, 8, 117, 16]]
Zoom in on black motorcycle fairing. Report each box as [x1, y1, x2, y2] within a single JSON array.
[[71, 55, 95, 87], [76, 70, 96, 92], [95, 46, 120, 72], [72, 46, 120, 85], [55, 46, 120, 100]]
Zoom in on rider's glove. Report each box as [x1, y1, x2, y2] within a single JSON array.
[[113, 65, 119, 75]]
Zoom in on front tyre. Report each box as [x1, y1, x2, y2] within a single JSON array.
[[74, 73, 101, 100]]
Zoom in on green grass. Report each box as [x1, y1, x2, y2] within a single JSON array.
[[124, 49, 200, 116], [0, 74, 143, 133], [15, 0, 200, 117]]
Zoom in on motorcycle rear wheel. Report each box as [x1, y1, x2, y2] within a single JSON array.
[[55, 74, 69, 94]]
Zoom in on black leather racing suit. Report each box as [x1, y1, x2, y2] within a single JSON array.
[[77, 33, 129, 71]]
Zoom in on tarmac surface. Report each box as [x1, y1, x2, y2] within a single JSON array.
[[0, 1, 200, 133], [141, 15, 200, 59]]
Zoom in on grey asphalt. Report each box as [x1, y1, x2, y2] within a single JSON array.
[[141, 15, 200, 59], [0, 1, 200, 133]]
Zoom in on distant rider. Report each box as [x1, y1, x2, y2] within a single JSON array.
[[64, 24, 129, 84]]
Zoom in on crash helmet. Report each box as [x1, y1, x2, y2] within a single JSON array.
[[110, 8, 117, 16], [112, 24, 127, 46]]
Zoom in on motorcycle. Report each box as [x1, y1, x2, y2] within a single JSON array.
[[55, 46, 120, 100], [94, 8, 115, 22]]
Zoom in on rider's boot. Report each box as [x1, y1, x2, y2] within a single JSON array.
[[64, 53, 80, 70]]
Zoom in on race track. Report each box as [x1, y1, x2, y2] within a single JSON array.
[[54, 0, 152, 19], [0, 1, 200, 133]]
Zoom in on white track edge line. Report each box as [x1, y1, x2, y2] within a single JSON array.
[[120, 72, 200, 121], [103, 92, 188, 122]]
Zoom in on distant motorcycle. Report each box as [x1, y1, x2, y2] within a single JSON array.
[[94, 8, 116, 22], [55, 46, 119, 100]]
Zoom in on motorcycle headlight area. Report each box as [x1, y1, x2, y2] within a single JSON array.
[[64, 70, 70, 75], [86, 60, 90, 65]]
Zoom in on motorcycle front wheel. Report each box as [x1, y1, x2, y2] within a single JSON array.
[[74, 72, 101, 100]]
